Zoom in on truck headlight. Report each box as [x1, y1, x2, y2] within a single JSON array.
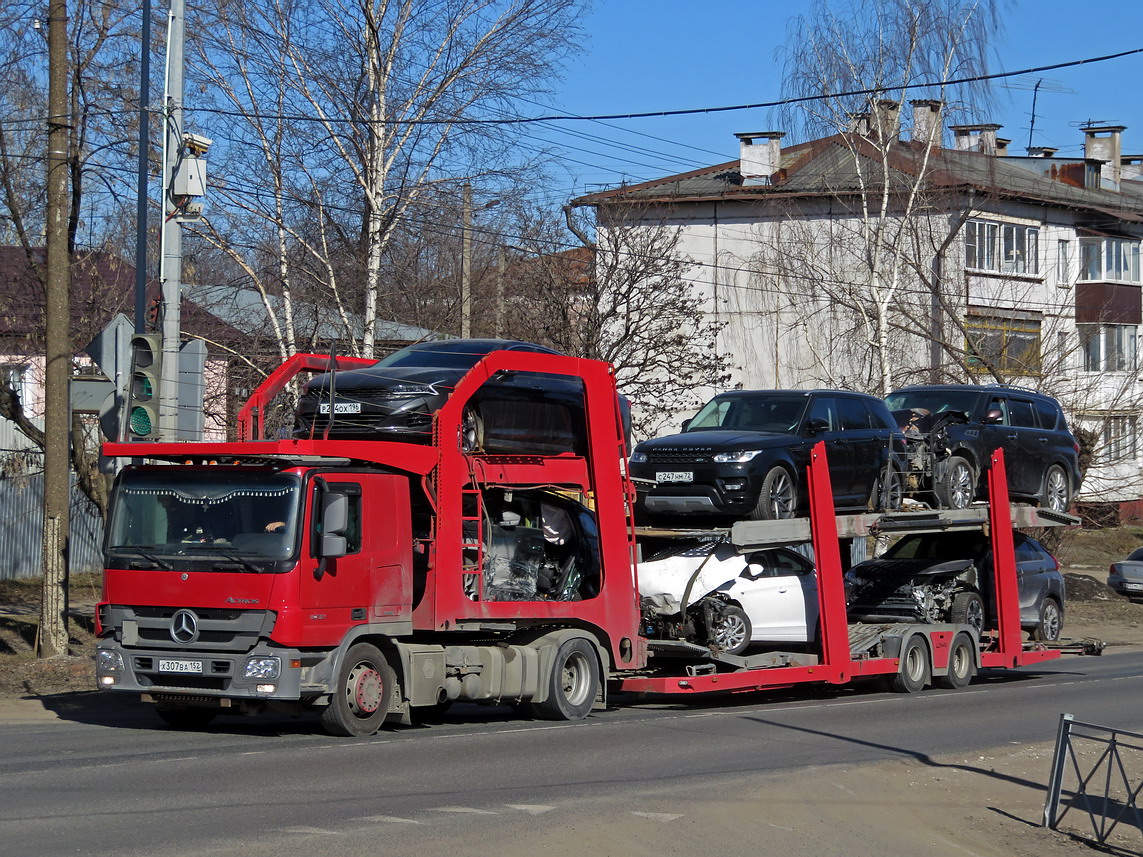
[[243, 656, 281, 680], [97, 649, 124, 673]]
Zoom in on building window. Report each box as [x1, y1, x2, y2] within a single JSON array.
[[1057, 239, 1071, 287], [1103, 416, 1137, 463], [965, 220, 1039, 275], [2, 364, 27, 404], [1079, 236, 1141, 283], [965, 314, 1042, 375], [1081, 324, 1137, 372]]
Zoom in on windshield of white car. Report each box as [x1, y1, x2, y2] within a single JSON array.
[[686, 394, 809, 434]]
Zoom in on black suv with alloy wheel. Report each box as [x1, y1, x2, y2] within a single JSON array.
[[884, 385, 1081, 512], [630, 389, 906, 522]]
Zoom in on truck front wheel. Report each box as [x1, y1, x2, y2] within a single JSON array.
[[321, 642, 395, 736], [535, 638, 599, 721]]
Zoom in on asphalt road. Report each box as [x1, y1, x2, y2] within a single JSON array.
[[4, 648, 1143, 856]]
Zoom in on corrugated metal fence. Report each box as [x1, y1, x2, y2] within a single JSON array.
[[0, 472, 104, 580]]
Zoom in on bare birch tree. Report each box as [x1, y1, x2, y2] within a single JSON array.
[[190, 0, 583, 363]]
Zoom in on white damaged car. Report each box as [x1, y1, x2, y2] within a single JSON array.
[[638, 541, 820, 655]]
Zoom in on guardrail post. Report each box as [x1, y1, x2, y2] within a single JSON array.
[[1043, 712, 1074, 828]]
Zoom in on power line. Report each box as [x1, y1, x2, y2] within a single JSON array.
[[187, 47, 1143, 126]]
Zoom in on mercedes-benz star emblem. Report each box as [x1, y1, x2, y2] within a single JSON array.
[[170, 609, 200, 644]]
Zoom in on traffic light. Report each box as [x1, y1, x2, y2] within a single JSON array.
[[126, 334, 162, 440]]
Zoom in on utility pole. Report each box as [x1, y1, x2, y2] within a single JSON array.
[[40, 0, 71, 658], [461, 183, 472, 338], [134, 0, 151, 336], [157, 0, 185, 440]]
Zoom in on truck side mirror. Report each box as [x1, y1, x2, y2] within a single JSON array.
[[320, 493, 349, 559]]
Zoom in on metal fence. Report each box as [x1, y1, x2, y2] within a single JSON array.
[[1043, 713, 1143, 847], [0, 471, 104, 581]]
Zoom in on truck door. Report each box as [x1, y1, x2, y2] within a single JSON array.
[[299, 475, 411, 645]]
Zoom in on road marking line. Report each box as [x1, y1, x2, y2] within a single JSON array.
[[505, 804, 555, 814], [360, 815, 420, 824], [277, 826, 339, 836], [431, 806, 497, 814], [631, 812, 682, 822]]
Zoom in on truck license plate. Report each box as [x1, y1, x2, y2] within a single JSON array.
[[158, 659, 203, 674], [656, 471, 693, 483], [319, 402, 362, 415]]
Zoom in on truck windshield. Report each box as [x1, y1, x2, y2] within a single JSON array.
[[106, 470, 302, 572]]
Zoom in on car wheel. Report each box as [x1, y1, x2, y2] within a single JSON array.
[[948, 590, 985, 633], [320, 643, 395, 737], [534, 638, 600, 721], [1031, 597, 1063, 642], [709, 604, 752, 655], [935, 633, 975, 690], [935, 456, 974, 509], [750, 466, 797, 520], [460, 406, 484, 454], [888, 635, 930, 693], [1040, 465, 1070, 513], [870, 464, 903, 512]]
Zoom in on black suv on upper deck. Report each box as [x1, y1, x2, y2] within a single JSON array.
[[630, 389, 906, 522], [884, 385, 1081, 512]]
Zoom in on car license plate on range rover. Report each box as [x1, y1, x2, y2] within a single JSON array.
[[656, 471, 693, 483], [158, 659, 203, 674]]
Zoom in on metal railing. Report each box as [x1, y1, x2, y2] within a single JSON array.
[[1043, 713, 1143, 846]]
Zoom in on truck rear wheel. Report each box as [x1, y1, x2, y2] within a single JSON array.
[[321, 642, 395, 736], [935, 633, 975, 690], [535, 638, 599, 721], [888, 635, 930, 693]]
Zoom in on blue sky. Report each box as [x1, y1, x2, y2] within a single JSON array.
[[529, 0, 1143, 201]]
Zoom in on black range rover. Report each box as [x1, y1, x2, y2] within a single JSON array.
[[630, 389, 907, 521]]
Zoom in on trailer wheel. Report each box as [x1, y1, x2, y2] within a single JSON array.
[[155, 705, 218, 730], [935, 456, 974, 509], [535, 638, 599, 721], [949, 590, 985, 634], [935, 633, 975, 690], [889, 635, 930, 693], [1031, 597, 1063, 642], [710, 604, 752, 655], [321, 642, 395, 736]]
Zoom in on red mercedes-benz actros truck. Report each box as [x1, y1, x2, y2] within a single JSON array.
[[95, 350, 1073, 735]]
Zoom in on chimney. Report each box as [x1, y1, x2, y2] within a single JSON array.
[[995, 137, 1010, 157], [1027, 146, 1058, 158], [949, 123, 1003, 155], [871, 99, 900, 142], [910, 99, 943, 145], [736, 131, 785, 186], [847, 111, 871, 135], [1082, 124, 1125, 190], [1122, 155, 1143, 183]]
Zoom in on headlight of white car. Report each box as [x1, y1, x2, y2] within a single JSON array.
[[713, 450, 763, 463]]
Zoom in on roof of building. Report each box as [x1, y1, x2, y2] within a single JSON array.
[[574, 133, 1143, 224]]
